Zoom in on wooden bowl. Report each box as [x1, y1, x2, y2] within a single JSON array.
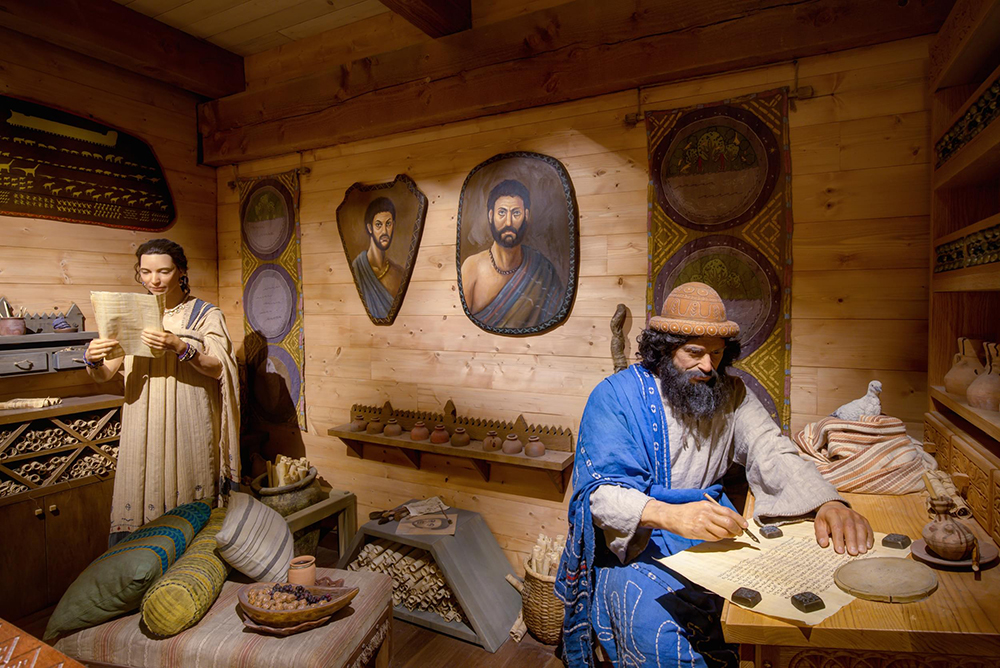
[[238, 582, 359, 627]]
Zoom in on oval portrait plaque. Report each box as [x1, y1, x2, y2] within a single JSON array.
[[244, 264, 297, 342], [241, 179, 295, 260]]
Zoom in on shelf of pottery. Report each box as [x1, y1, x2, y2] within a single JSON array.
[[0, 395, 123, 502]]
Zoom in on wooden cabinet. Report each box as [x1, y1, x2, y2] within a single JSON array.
[[0, 395, 122, 621]]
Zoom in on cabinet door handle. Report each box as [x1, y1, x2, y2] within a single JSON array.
[[35, 508, 44, 517], [49, 504, 58, 513], [14, 360, 34, 370]]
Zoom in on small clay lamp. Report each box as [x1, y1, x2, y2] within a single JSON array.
[[525, 435, 545, 457], [450, 427, 471, 447], [350, 414, 368, 432], [366, 416, 385, 434], [430, 424, 450, 444], [384, 419, 403, 437], [483, 430, 502, 452], [502, 434, 523, 454], [410, 421, 430, 441]]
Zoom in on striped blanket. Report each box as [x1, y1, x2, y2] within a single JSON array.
[[793, 415, 937, 494]]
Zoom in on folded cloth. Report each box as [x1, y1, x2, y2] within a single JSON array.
[[794, 415, 937, 494]]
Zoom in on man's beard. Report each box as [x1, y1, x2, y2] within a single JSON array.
[[490, 220, 527, 248], [658, 361, 733, 421], [372, 233, 391, 250]]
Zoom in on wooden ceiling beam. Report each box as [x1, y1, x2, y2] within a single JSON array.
[[199, 0, 952, 166], [0, 0, 245, 99], [378, 0, 472, 38]]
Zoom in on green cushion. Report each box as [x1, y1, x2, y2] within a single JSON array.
[[141, 507, 229, 637], [43, 499, 212, 641]]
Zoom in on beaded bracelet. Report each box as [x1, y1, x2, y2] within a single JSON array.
[[177, 342, 197, 363], [83, 356, 104, 369]]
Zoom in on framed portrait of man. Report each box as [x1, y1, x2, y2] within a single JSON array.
[[457, 152, 579, 336], [337, 174, 428, 325]]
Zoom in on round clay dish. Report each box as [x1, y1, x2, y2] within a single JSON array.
[[833, 557, 937, 603], [910, 538, 1000, 569]]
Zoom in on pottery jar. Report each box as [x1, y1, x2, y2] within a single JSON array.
[[450, 427, 471, 447], [944, 337, 985, 396], [0, 318, 26, 336], [287, 555, 316, 586], [525, 435, 546, 458], [384, 419, 403, 437], [366, 417, 385, 434], [922, 497, 976, 561], [967, 342, 1000, 411], [483, 430, 502, 452], [502, 434, 523, 455], [430, 424, 450, 444], [350, 414, 368, 433], [410, 421, 430, 441]]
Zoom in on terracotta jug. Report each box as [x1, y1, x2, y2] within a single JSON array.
[[502, 434, 523, 454], [384, 419, 403, 437], [967, 342, 1000, 410], [483, 430, 502, 452], [410, 421, 430, 441], [430, 424, 450, 444], [366, 417, 385, 434], [287, 555, 316, 586], [525, 435, 546, 457], [944, 337, 984, 396], [450, 427, 471, 447], [922, 497, 977, 561], [350, 414, 368, 433]]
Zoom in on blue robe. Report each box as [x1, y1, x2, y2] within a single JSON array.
[[352, 251, 393, 318], [473, 245, 562, 329], [555, 365, 739, 668]]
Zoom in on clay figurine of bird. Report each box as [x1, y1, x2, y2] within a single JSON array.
[[830, 380, 882, 420]]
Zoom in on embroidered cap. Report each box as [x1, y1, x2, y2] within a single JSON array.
[[648, 282, 740, 338]]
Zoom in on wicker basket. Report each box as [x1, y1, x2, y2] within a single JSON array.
[[518, 559, 564, 645]]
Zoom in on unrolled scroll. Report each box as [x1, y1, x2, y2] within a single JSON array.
[[90, 291, 165, 358]]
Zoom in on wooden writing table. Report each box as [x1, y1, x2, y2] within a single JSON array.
[[722, 493, 1000, 668]]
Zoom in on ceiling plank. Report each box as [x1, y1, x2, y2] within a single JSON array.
[[378, 0, 471, 38], [0, 0, 245, 98], [200, 0, 951, 165]]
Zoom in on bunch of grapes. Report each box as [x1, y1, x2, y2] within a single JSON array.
[[270, 583, 333, 606]]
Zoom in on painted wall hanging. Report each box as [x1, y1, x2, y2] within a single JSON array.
[[0, 94, 174, 230], [457, 152, 578, 336], [645, 88, 792, 431], [238, 170, 306, 430], [337, 174, 428, 325]]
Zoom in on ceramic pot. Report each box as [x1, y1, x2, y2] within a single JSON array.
[[430, 424, 450, 444], [450, 428, 471, 447], [0, 318, 26, 336], [410, 421, 430, 441], [384, 419, 403, 437], [287, 555, 317, 586], [502, 434, 523, 455], [350, 414, 368, 433], [922, 497, 976, 561], [525, 435, 546, 458], [967, 342, 1000, 411], [366, 417, 385, 435], [944, 337, 985, 396], [483, 430, 502, 452]]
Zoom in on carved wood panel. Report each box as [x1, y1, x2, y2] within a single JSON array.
[[992, 468, 1000, 545], [924, 412, 953, 472], [782, 647, 1000, 668], [950, 433, 994, 531]]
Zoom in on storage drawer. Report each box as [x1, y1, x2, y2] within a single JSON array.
[[0, 351, 48, 375], [53, 347, 88, 370]]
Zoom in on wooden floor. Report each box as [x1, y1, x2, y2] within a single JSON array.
[[391, 619, 564, 668]]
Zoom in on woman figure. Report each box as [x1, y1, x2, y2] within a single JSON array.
[[85, 239, 240, 544]]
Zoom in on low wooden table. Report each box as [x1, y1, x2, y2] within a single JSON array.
[[722, 493, 1000, 667], [284, 487, 358, 558], [54, 568, 392, 668]]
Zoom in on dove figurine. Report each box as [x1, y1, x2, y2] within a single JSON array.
[[831, 380, 882, 420]]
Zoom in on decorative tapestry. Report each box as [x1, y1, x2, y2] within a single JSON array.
[[238, 170, 307, 430], [645, 88, 792, 431]]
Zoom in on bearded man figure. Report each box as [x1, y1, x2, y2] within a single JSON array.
[[555, 282, 873, 668], [352, 197, 404, 319]]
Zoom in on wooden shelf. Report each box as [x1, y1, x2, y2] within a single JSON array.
[[329, 425, 574, 493], [930, 385, 1000, 442], [930, 0, 1000, 91], [933, 111, 1000, 190], [934, 211, 1000, 246], [934, 60, 1000, 146], [933, 264, 1000, 291], [0, 394, 123, 425]]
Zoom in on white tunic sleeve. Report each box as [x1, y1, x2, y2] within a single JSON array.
[[590, 484, 653, 563]]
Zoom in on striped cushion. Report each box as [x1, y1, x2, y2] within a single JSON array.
[[215, 492, 293, 582], [141, 507, 229, 636], [44, 499, 212, 641]]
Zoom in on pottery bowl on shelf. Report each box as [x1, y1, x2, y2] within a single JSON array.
[[0, 318, 26, 336], [238, 582, 360, 627]]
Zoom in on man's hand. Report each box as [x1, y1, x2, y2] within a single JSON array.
[[640, 499, 748, 542], [814, 501, 873, 555], [141, 329, 185, 355]]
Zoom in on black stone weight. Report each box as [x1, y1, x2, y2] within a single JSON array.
[[731, 587, 762, 608], [759, 525, 783, 539], [881, 533, 911, 549], [790, 591, 825, 613]]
